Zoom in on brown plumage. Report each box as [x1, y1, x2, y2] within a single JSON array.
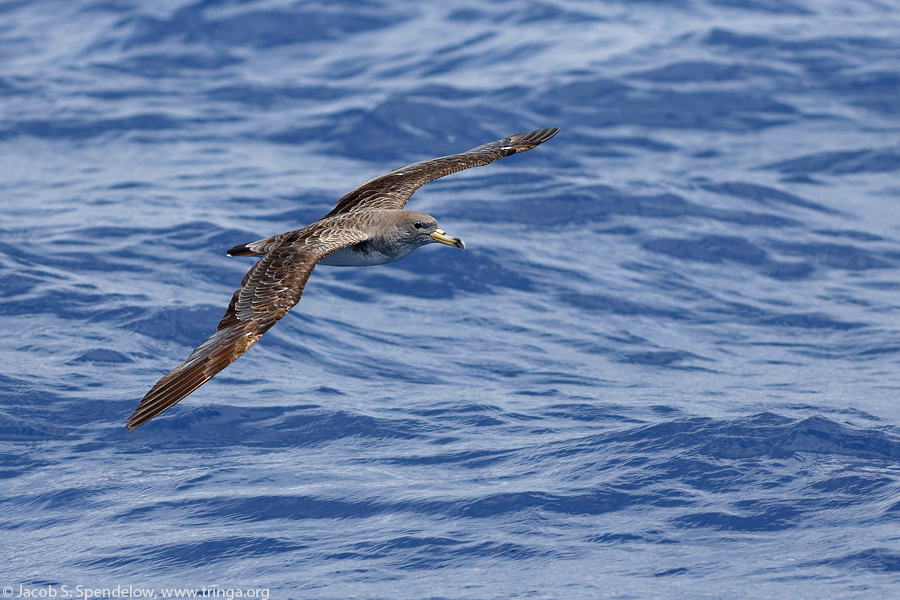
[[127, 127, 560, 430]]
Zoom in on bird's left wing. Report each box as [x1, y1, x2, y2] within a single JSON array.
[[127, 221, 368, 430]]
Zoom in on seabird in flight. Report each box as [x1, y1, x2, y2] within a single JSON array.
[[127, 127, 560, 430]]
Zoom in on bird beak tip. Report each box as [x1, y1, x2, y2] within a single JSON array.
[[431, 229, 465, 250]]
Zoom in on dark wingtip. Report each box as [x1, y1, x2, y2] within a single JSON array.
[[504, 127, 560, 153], [125, 412, 145, 431], [528, 127, 559, 142], [126, 404, 157, 431], [524, 127, 560, 143]]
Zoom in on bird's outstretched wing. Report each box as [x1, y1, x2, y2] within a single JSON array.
[[322, 127, 560, 218], [127, 223, 367, 430]]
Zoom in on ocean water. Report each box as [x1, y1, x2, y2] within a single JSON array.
[[3, 0, 900, 598]]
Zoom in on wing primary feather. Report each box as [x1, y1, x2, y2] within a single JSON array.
[[126, 322, 262, 430]]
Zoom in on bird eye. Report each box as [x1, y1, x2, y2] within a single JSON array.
[[413, 222, 426, 229]]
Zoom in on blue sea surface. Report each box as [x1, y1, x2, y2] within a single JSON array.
[[3, 0, 900, 598]]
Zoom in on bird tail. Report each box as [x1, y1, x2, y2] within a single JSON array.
[[227, 230, 303, 256], [226, 241, 264, 256]]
